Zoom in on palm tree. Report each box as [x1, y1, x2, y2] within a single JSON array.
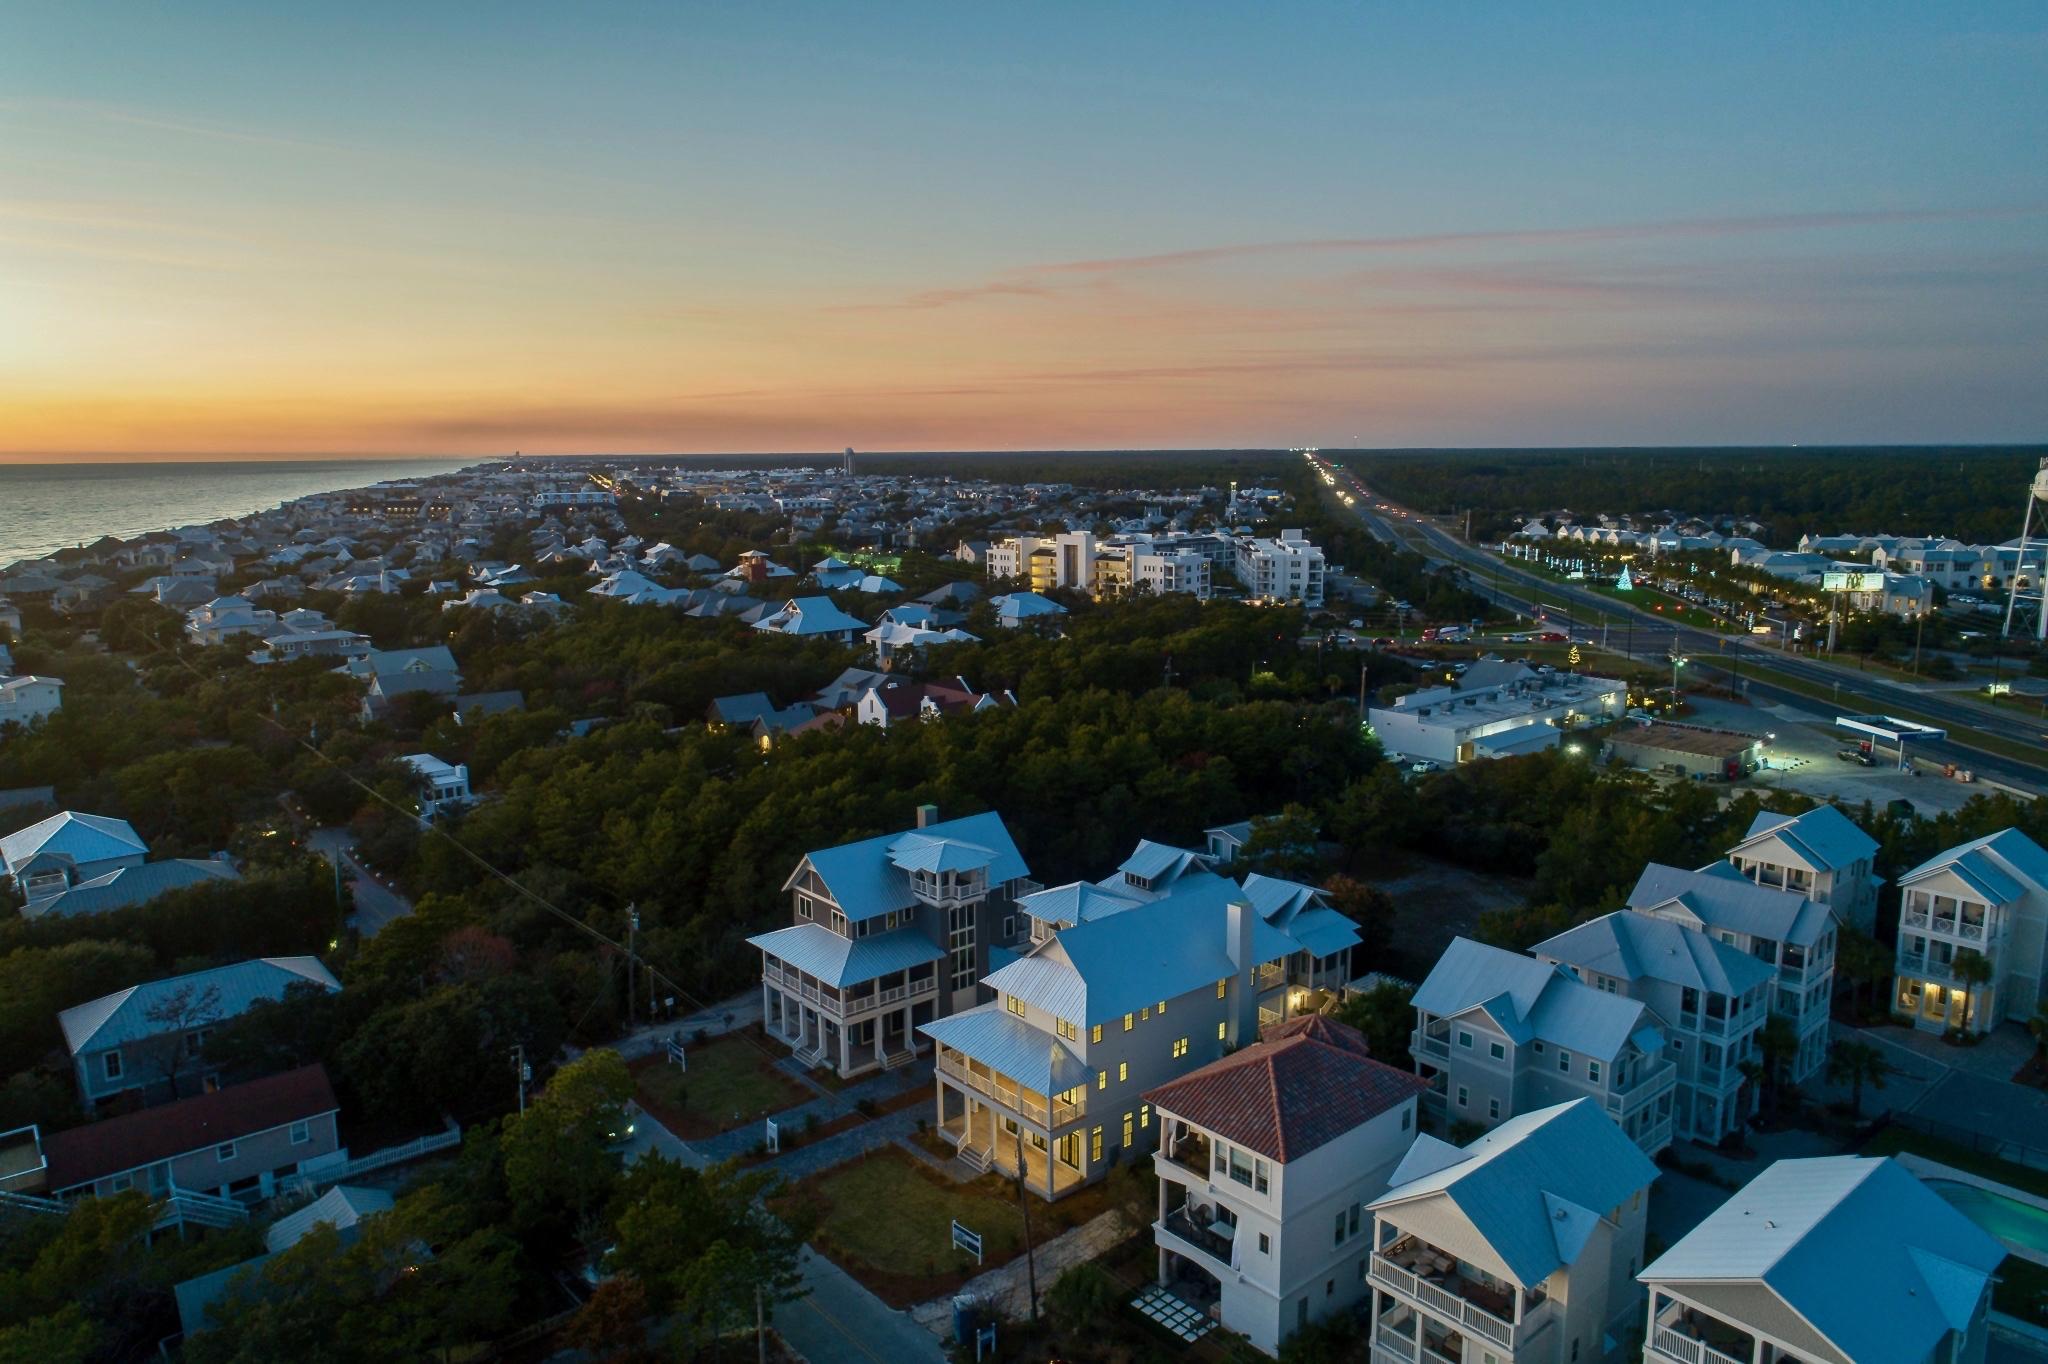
[[1951, 951, 1996, 1038], [1826, 1040, 1894, 1118], [1836, 925, 1894, 1019]]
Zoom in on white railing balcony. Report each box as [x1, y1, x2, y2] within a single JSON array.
[[1608, 1064, 1678, 1116], [1414, 1031, 1451, 1059], [1902, 910, 1930, 930], [936, 1051, 1079, 1128], [1652, 1328, 1750, 1364], [1374, 1326, 1418, 1361], [1369, 1252, 1542, 1350]]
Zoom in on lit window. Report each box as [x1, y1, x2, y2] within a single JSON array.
[[1006, 994, 1025, 1017], [1140, 1006, 1150, 1022], [1118, 1062, 1128, 1082], [1097, 1070, 1107, 1090], [1122, 1112, 1134, 1146], [1216, 980, 1227, 999], [1124, 1013, 1134, 1032], [1140, 1104, 1150, 1129], [1090, 1127, 1103, 1162], [1091, 1024, 1102, 1044], [1156, 1000, 1166, 1014], [1172, 1037, 1189, 1058]]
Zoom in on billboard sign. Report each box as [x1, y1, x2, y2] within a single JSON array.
[[1823, 570, 1885, 593]]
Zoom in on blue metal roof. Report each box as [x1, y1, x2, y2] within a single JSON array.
[[1287, 906, 1361, 959], [887, 832, 998, 874], [746, 921, 944, 988], [1899, 828, 2048, 904], [918, 1005, 1091, 1097], [1413, 938, 1653, 1061], [1016, 881, 1142, 926], [60, 956, 341, 1055], [1534, 910, 1774, 998], [1374, 1098, 1659, 1290], [1627, 862, 1832, 946], [708, 692, 777, 725], [794, 811, 1028, 922], [1737, 805, 1879, 872], [0, 810, 146, 877], [1119, 839, 1196, 881], [1240, 872, 1322, 926]]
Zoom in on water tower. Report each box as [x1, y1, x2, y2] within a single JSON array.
[[2000, 457, 2048, 639]]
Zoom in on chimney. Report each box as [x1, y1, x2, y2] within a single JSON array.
[[1225, 898, 1259, 1047], [915, 803, 939, 829]]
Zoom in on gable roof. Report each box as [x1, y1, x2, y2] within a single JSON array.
[[1627, 862, 1833, 946], [918, 1004, 1091, 1097], [1373, 1098, 1659, 1289], [1533, 910, 1774, 998], [753, 596, 869, 637], [0, 811, 146, 876], [1641, 1156, 2004, 1364], [708, 692, 778, 726], [24, 858, 240, 919], [59, 957, 341, 1055], [264, 1184, 394, 1253], [1411, 937, 1658, 1061], [1016, 880, 1143, 927], [1899, 827, 2048, 904], [786, 811, 1029, 922], [1145, 1016, 1426, 1162], [44, 1065, 338, 1191], [1733, 805, 1879, 873]]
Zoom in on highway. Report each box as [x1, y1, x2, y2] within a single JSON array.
[[1307, 455, 2048, 786]]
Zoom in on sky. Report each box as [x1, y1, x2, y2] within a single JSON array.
[[3, 2, 2046, 459]]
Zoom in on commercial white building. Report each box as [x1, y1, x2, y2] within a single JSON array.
[[1234, 530, 1326, 607], [1370, 673, 1626, 767]]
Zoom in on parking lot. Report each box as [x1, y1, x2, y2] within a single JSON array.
[[1678, 694, 1988, 814]]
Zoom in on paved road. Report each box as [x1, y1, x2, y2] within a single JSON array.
[[306, 827, 414, 936], [1317, 458, 2048, 783]]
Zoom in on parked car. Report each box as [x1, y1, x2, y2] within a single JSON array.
[[1536, 631, 1568, 642], [1408, 759, 1440, 774], [1836, 748, 1876, 767]]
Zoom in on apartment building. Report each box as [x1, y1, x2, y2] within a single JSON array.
[[920, 883, 1292, 1199], [1724, 805, 1881, 934], [1640, 1157, 2003, 1364], [1628, 863, 1836, 1084], [1893, 827, 2048, 1036], [1369, 673, 1627, 766], [984, 532, 1098, 591], [1531, 912, 1771, 1145], [1368, 1099, 1659, 1364], [1147, 1017, 1427, 1354], [1234, 530, 1326, 607], [748, 808, 1037, 1078], [59, 957, 342, 1109], [1410, 938, 1677, 1155]]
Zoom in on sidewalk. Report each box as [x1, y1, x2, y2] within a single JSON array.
[[908, 1208, 1134, 1335], [612, 990, 762, 1061], [689, 1058, 932, 1165]]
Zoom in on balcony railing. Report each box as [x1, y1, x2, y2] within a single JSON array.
[[1652, 1328, 1750, 1364], [1413, 1031, 1451, 1059], [935, 1051, 1082, 1128], [1156, 1134, 1213, 1184], [841, 975, 936, 1019], [1160, 1205, 1236, 1267], [1608, 1064, 1677, 1118], [1369, 1253, 1524, 1349]]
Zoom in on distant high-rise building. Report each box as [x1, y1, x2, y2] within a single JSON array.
[[843, 446, 855, 476]]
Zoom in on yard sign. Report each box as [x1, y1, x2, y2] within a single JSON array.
[[951, 1219, 983, 1265]]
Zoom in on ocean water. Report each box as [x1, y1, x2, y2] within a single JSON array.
[[0, 459, 478, 569]]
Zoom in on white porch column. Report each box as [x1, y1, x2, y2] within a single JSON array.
[[760, 977, 773, 1034]]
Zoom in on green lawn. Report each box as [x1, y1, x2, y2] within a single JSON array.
[[783, 1149, 1028, 1305], [632, 1033, 811, 1138]]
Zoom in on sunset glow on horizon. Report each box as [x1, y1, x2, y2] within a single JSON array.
[[4, 3, 2045, 459]]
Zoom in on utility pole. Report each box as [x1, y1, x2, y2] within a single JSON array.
[[512, 1045, 530, 1115], [1912, 611, 1926, 675], [1358, 663, 1368, 725], [626, 904, 640, 1025], [1013, 1125, 1039, 1323]]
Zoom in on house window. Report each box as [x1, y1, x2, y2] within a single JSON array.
[[1056, 1018, 1076, 1041], [1489, 1041, 1505, 1061], [1140, 1104, 1151, 1129], [290, 1120, 311, 1145], [1489, 1098, 1500, 1120], [1090, 1127, 1103, 1162], [1532, 1041, 1545, 1054], [797, 894, 814, 920], [1217, 1021, 1228, 1041], [1334, 1211, 1346, 1246], [110, 1173, 132, 1192], [1401, 1107, 1412, 1131], [1139, 1006, 1150, 1022], [1172, 1037, 1189, 1058], [1122, 1112, 1134, 1146], [1259, 1232, 1271, 1254], [1457, 1086, 1468, 1108], [1558, 1050, 1572, 1074], [1124, 1013, 1134, 1032], [1255, 1159, 1269, 1194], [1097, 1071, 1107, 1090], [1457, 1029, 1473, 1049], [216, 1142, 237, 1162], [1091, 1024, 1102, 1044], [1216, 980, 1227, 999], [102, 1051, 123, 1080], [1587, 1060, 1602, 1085], [1006, 994, 1026, 1017], [1156, 1000, 1166, 1014], [1001, 915, 1015, 940], [1118, 1062, 1128, 1083], [1349, 1204, 1361, 1237]]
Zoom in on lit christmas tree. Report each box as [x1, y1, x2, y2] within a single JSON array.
[[1615, 564, 1635, 591]]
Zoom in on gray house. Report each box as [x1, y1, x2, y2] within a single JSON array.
[[59, 957, 341, 1109]]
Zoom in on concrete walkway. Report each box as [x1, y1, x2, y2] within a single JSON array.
[[909, 1208, 1134, 1335], [689, 1059, 932, 1165]]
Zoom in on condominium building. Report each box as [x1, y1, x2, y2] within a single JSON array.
[[1147, 1017, 1428, 1354], [1531, 911, 1771, 1145], [1410, 938, 1677, 1155], [1893, 827, 2048, 1036], [1627, 863, 1836, 1084], [1368, 1099, 1659, 1364], [1640, 1157, 2004, 1364], [1724, 805, 1881, 933], [1234, 530, 1326, 607], [984, 532, 1098, 591], [748, 807, 1038, 1078]]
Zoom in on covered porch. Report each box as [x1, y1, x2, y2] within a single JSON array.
[[750, 921, 945, 1078], [921, 1004, 1093, 1201], [933, 1088, 1089, 1198]]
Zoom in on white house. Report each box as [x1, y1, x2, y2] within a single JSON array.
[[1893, 826, 2048, 1036], [1368, 1098, 1659, 1364], [399, 754, 472, 822], [1146, 1016, 1427, 1353], [1724, 805, 1882, 934], [751, 596, 869, 643], [1640, 1156, 2004, 1364], [1234, 530, 1326, 608], [0, 675, 63, 731], [1370, 673, 1626, 766]]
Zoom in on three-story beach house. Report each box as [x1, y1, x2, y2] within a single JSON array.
[[1892, 827, 2048, 1036]]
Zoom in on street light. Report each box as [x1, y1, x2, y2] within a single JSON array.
[[1670, 653, 1687, 700]]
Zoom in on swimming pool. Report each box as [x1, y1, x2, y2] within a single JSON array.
[[1925, 1179, 2048, 1259]]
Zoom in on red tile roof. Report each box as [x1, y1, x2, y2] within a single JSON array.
[[1144, 1016, 1426, 1162], [45, 1064, 338, 1191]]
